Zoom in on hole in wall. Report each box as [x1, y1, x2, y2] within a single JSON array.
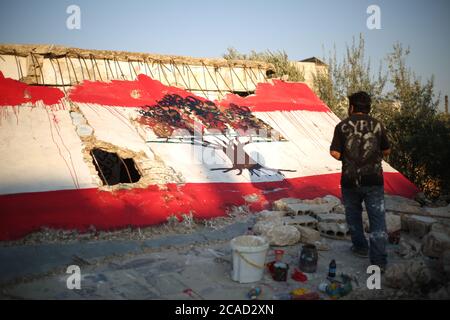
[[91, 148, 141, 186]]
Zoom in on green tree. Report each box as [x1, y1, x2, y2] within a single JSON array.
[[384, 44, 448, 197], [313, 35, 449, 197], [312, 34, 387, 119]]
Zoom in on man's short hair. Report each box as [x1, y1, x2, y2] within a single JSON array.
[[348, 91, 371, 113]]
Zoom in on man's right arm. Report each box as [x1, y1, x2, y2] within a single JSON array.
[[330, 125, 343, 161], [380, 122, 391, 159]]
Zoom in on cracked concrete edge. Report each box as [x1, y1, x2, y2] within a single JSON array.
[[0, 219, 254, 287]]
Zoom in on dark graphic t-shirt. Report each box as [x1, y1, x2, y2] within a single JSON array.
[[330, 114, 390, 188]]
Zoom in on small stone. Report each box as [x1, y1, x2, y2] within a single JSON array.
[[243, 193, 260, 203]]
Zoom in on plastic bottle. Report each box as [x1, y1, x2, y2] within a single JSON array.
[[328, 259, 336, 278]]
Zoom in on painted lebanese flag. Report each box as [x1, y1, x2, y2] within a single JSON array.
[[0, 73, 418, 240]]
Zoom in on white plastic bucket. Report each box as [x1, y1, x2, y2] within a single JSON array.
[[230, 235, 269, 283]]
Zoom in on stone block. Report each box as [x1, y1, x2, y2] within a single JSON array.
[[401, 215, 437, 238], [422, 224, 450, 258], [384, 195, 425, 215], [316, 213, 346, 223], [385, 212, 401, 234], [281, 215, 318, 228], [255, 210, 287, 222], [272, 198, 301, 211], [295, 226, 321, 245], [257, 224, 300, 246], [318, 222, 350, 240], [274, 195, 341, 215]]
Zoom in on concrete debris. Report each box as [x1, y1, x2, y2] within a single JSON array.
[[425, 204, 450, 219], [385, 213, 402, 234], [316, 213, 346, 223], [422, 223, 450, 258], [313, 240, 330, 251], [384, 260, 433, 290], [396, 237, 422, 259], [253, 219, 282, 235], [272, 198, 302, 211], [428, 286, 450, 300], [255, 210, 286, 222], [281, 215, 318, 229], [440, 250, 450, 276], [384, 195, 425, 215], [243, 193, 260, 203], [259, 225, 301, 246], [295, 226, 321, 245], [253, 218, 302, 246], [318, 222, 350, 240], [273, 195, 341, 216], [332, 205, 346, 214], [362, 212, 400, 234], [401, 214, 437, 238]]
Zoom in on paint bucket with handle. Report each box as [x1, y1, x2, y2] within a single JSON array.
[[230, 235, 269, 283]]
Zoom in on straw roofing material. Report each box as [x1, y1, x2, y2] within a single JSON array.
[[0, 43, 275, 70]]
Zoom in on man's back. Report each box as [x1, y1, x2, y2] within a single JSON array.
[[330, 113, 390, 188]]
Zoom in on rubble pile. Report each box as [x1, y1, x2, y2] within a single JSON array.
[[253, 195, 347, 246], [382, 195, 450, 299]]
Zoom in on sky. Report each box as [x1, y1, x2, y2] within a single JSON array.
[[0, 0, 449, 110]]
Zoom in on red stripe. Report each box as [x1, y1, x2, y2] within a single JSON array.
[[0, 172, 418, 241], [218, 80, 331, 112], [69, 74, 208, 107], [0, 72, 64, 106], [69, 75, 330, 112]]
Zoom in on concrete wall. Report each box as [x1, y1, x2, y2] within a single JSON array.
[[293, 61, 328, 91]]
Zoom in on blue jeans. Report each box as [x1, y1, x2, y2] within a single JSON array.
[[342, 185, 388, 266]]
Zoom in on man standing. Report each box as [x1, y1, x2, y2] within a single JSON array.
[[330, 91, 391, 271]]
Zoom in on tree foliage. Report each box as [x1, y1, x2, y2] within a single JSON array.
[[312, 35, 449, 197], [223, 47, 305, 82]]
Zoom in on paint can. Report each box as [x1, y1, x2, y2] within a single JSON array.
[[299, 244, 318, 273]]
